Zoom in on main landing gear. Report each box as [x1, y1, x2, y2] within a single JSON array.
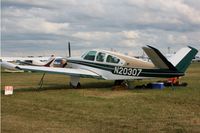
[[113, 80, 129, 90]]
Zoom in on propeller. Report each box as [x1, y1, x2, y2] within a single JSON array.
[[60, 41, 71, 68], [68, 41, 71, 57]]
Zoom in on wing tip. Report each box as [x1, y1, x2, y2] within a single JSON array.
[[187, 46, 198, 52]]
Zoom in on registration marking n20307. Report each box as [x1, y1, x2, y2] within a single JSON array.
[[113, 66, 142, 76]]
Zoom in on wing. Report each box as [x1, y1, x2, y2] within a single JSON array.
[[1, 61, 102, 79], [15, 65, 102, 79]]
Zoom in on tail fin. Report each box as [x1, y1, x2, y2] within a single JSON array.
[[44, 56, 56, 67], [143, 45, 198, 73], [142, 45, 176, 70], [168, 46, 198, 73]]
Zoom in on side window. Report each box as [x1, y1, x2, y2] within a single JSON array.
[[106, 55, 120, 64], [96, 52, 106, 62], [84, 51, 97, 61]]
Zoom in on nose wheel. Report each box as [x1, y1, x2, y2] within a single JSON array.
[[69, 76, 81, 89], [69, 82, 81, 89]]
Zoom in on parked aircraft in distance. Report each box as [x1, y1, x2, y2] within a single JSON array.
[[0, 55, 68, 68], [1, 55, 60, 65], [1, 56, 50, 62], [192, 56, 200, 62], [18, 55, 56, 67], [1, 45, 198, 88]]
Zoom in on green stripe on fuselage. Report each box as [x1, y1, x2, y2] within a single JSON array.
[[68, 60, 183, 78]]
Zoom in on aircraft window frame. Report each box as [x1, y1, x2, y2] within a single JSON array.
[[96, 52, 106, 62], [106, 55, 120, 64], [83, 51, 97, 61], [81, 52, 88, 58]]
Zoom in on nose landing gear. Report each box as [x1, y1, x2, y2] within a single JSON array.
[[69, 76, 81, 89]]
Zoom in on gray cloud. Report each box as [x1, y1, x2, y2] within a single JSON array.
[[2, 0, 200, 57]]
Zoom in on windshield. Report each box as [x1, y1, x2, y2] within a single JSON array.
[[83, 51, 97, 61]]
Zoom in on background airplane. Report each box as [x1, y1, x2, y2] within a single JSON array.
[[0, 55, 67, 68], [1, 45, 198, 88]]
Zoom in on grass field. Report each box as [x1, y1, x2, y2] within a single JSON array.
[[1, 63, 200, 133]]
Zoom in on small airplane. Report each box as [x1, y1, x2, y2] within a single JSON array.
[[18, 55, 56, 67], [1, 56, 56, 71], [1, 55, 57, 66], [1, 44, 198, 88]]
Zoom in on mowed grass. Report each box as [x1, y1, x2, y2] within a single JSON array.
[[1, 63, 200, 133]]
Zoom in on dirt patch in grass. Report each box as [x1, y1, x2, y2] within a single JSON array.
[[76, 89, 140, 99]]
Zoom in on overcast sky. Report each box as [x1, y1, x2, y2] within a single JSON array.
[[1, 0, 200, 57]]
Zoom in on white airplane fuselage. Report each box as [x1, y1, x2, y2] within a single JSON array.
[[67, 49, 155, 80]]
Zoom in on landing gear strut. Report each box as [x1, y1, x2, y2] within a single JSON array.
[[38, 73, 46, 89]]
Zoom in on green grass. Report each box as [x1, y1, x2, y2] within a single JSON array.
[[1, 63, 200, 133]]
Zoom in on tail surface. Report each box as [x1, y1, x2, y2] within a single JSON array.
[[143, 45, 198, 73], [168, 46, 198, 73], [44, 56, 56, 67]]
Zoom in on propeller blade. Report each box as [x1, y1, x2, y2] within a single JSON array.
[[68, 41, 71, 57]]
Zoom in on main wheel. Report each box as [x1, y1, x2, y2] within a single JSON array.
[[114, 80, 124, 86]]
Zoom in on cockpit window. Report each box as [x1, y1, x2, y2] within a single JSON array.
[[96, 52, 106, 62], [106, 55, 120, 64], [81, 52, 87, 58], [84, 51, 97, 61]]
